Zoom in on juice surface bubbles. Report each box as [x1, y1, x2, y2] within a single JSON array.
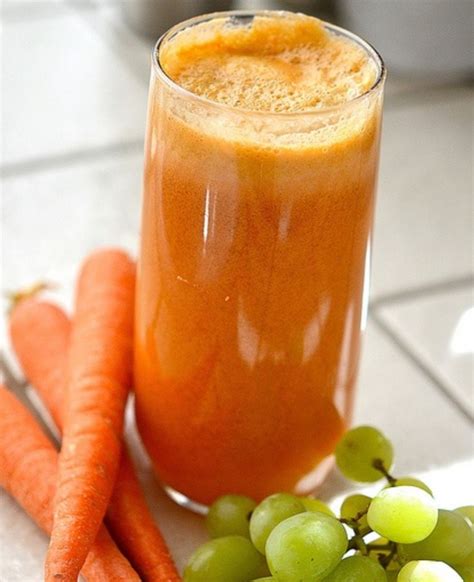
[[135, 11, 385, 505]]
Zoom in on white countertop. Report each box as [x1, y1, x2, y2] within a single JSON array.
[[1, 1, 473, 579]]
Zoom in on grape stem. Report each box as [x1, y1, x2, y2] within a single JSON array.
[[372, 458, 396, 485], [346, 526, 372, 552], [378, 541, 397, 569], [365, 540, 399, 569], [394, 545, 405, 567], [353, 508, 368, 522], [347, 534, 368, 555], [367, 542, 391, 551], [339, 507, 369, 530]]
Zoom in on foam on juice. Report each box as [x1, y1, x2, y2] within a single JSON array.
[[160, 14, 378, 113]]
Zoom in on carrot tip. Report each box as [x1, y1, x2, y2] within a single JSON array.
[[6, 281, 58, 312]]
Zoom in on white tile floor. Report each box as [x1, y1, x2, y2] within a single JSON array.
[[0, 2, 473, 580], [1, 5, 147, 168], [378, 287, 474, 417], [372, 88, 473, 299]]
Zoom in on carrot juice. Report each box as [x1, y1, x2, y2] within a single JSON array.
[[134, 11, 385, 506]]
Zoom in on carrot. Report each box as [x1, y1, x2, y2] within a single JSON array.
[[46, 249, 136, 581], [10, 296, 182, 581], [9, 298, 70, 429], [0, 384, 140, 581], [107, 450, 181, 582]]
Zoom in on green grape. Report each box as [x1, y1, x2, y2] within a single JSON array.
[[455, 506, 474, 527], [340, 494, 371, 528], [249, 493, 305, 554], [266, 512, 347, 582], [335, 426, 394, 482], [462, 548, 474, 566], [454, 564, 474, 582], [367, 486, 437, 544], [301, 496, 335, 517], [386, 572, 399, 582], [251, 579, 274, 582], [183, 535, 267, 582], [399, 509, 474, 565], [206, 494, 257, 539], [385, 477, 433, 496], [398, 560, 463, 582], [322, 555, 387, 581], [457, 544, 474, 582]]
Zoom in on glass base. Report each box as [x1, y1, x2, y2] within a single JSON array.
[[163, 456, 335, 514], [164, 483, 209, 515]]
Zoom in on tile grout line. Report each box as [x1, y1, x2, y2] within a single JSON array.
[[1, 140, 144, 179], [369, 275, 474, 309], [384, 80, 473, 111], [369, 311, 474, 425]]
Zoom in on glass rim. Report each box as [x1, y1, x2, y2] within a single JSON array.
[[152, 10, 386, 119]]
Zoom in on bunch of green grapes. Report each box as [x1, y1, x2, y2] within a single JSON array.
[[184, 426, 474, 582]]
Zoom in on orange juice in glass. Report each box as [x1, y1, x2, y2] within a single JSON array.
[[134, 11, 385, 508]]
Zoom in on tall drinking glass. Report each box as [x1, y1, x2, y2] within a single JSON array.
[[135, 11, 385, 509]]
